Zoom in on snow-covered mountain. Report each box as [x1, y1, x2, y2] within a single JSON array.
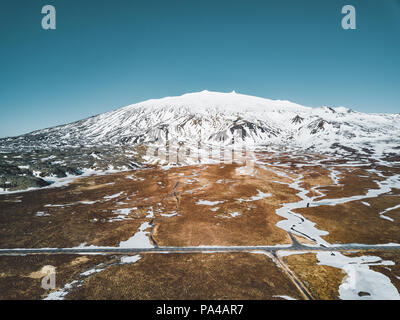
[[1, 90, 400, 156]]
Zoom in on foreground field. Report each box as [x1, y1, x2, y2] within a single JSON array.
[[1, 153, 400, 299], [0, 252, 303, 300]]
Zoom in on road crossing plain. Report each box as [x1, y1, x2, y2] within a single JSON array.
[[1, 153, 400, 299]]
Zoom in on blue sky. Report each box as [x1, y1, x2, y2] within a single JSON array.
[[0, 0, 399, 138]]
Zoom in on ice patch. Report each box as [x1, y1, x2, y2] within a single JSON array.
[[104, 192, 124, 200], [238, 190, 272, 202], [44, 281, 79, 300], [379, 204, 400, 222], [113, 207, 137, 215], [196, 200, 223, 206], [160, 212, 178, 218], [81, 267, 105, 276], [120, 255, 142, 264], [273, 295, 297, 300], [317, 251, 400, 300], [118, 222, 154, 248], [35, 211, 50, 217]]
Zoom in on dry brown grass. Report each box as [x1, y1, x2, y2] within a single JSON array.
[[153, 164, 295, 246], [66, 252, 303, 300], [295, 197, 400, 244], [0, 254, 111, 300], [1, 154, 400, 300], [313, 167, 383, 201], [0, 163, 297, 248], [282, 252, 345, 300]]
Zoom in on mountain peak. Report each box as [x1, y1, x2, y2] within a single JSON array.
[[1, 90, 400, 164], [126, 90, 311, 114]]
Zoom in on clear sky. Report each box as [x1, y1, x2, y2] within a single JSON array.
[[1, 0, 399, 138]]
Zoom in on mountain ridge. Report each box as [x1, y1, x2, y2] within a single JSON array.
[[1, 90, 399, 157], [1, 90, 399, 192]]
